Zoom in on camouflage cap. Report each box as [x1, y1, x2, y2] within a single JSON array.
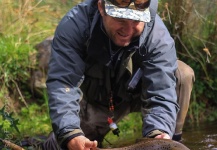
[[104, 0, 151, 22]]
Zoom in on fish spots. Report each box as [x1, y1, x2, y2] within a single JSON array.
[[97, 138, 190, 150]]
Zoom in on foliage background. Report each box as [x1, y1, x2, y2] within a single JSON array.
[[158, 0, 217, 122], [0, 0, 217, 147]]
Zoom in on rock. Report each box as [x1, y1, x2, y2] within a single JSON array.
[[30, 36, 53, 97]]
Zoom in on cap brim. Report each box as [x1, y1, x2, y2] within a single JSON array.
[[104, 0, 151, 22]]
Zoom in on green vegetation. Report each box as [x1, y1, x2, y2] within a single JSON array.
[[0, 0, 73, 148], [0, 0, 217, 149], [159, 0, 217, 122]]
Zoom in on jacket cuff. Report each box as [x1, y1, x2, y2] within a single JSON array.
[[58, 129, 84, 149], [146, 129, 166, 138]]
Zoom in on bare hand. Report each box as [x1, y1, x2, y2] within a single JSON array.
[[154, 133, 171, 139], [67, 135, 98, 150]]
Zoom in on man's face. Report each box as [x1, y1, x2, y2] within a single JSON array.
[[98, 0, 145, 47]]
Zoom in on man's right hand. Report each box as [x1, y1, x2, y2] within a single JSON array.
[[67, 135, 98, 150]]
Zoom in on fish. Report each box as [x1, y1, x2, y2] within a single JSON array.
[[97, 138, 190, 150]]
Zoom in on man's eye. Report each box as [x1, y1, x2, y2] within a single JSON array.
[[113, 17, 125, 22]]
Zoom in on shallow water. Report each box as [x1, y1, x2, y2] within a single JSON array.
[[103, 121, 217, 150], [182, 121, 217, 150]]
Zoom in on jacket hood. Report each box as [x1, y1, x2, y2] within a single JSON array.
[[149, 0, 158, 22]]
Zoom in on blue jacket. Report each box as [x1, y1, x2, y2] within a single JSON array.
[[46, 0, 179, 147]]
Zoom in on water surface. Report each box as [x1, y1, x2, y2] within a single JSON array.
[[103, 121, 217, 150], [182, 121, 217, 150]]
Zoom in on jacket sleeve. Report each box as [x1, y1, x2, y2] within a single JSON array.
[[141, 14, 179, 138], [46, 2, 91, 148]]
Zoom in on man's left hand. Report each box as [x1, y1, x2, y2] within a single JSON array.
[[155, 133, 171, 139]]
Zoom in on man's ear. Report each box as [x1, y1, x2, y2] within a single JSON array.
[[98, 0, 106, 16]]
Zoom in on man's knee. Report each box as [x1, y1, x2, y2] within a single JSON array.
[[176, 60, 195, 86]]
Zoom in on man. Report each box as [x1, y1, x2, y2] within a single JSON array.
[[44, 0, 195, 149]]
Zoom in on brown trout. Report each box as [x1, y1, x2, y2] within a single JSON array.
[[97, 138, 190, 150]]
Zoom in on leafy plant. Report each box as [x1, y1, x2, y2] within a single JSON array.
[[18, 103, 51, 137], [0, 35, 33, 107], [0, 105, 21, 149], [0, 106, 20, 133]]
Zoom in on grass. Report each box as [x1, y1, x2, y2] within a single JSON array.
[[18, 103, 51, 137], [0, 0, 72, 147]]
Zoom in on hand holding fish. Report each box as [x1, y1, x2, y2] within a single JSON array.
[[154, 133, 171, 139], [67, 135, 98, 150]]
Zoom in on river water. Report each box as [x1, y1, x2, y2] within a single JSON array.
[[103, 120, 217, 150], [182, 121, 217, 150]]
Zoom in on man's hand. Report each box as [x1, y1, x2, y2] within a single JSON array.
[[67, 135, 98, 150], [154, 133, 171, 139]]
